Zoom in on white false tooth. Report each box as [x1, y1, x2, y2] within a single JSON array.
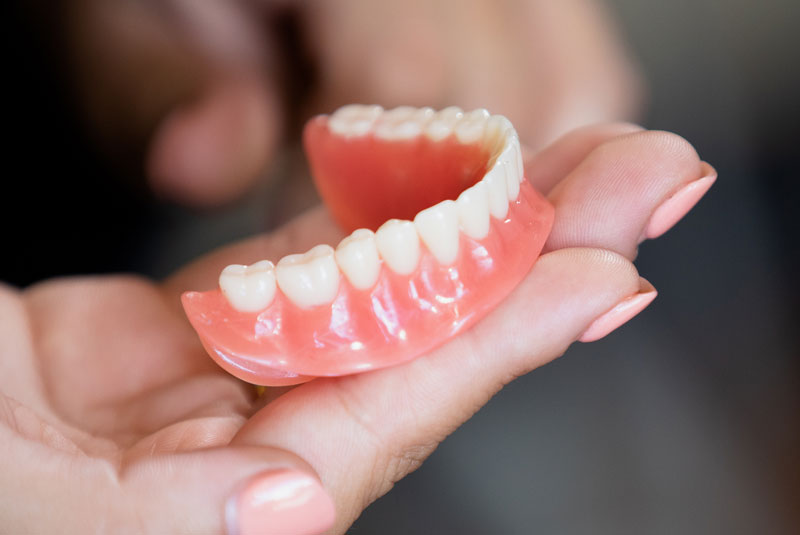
[[375, 219, 421, 275], [425, 106, 463, 141], [456, 181, 491, 240], [374, 106, 423, 140], [455, 108, 490, 144], [219, 260, 277, 313], [276, 245, 340, 308], [329, 104, 383, 136], [484, 115, 514, 153], [484, 163, 510, 219], [510, 135, 524, 181], [498, 137, 523, 200], [414, 200, 460, 265], [335, 229, 381, 290]]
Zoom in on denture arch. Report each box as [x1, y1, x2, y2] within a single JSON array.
[[182, 105, 554, 386]]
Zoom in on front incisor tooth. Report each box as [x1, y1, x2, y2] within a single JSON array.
[[425, 106, 463, 141], [414, 200, 460, 265], [328, 104, 383, 136], [375, 219, 421, 275], [276, 245, 340, 308], [456, 181, 491, 240], [484, 163, 510, 219], [335, 229, 381, 290], [455, 108, 490, 144], [219, 260, 277, 313]]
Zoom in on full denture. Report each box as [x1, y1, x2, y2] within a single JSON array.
[[182, 105, 554, 386]]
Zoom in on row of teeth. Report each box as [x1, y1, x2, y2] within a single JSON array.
[[220, 106, 525, 312], [329, 104, 515, 150]]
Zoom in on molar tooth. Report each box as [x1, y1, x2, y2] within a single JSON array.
[[456, 181, 491, 240], [329, 104, 383, 137], [374, 106, 425, 140], [425, 106, 463, 141], [414, 200, 460, 265], [455, 108, 490, 144], [276, 245, 340, 308], [335, 229, 382, 290], [484, 163, 510, 219], [219, 260, 277, 313], [375, 219, 421, 275]]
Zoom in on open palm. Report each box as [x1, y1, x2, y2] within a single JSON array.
[[1, 125, 714, 534]]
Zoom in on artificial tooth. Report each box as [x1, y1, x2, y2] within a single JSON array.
[[335, 229, 382, 290], [375, 219, 421, 275], [484, 115, 514, 153], [484, 163, 510, 219], [329, 104, 383, 136], [414, 200, 460, 265], [276, 245, 340, 308], [498, 138, 523, 199], [425, 106, 463, 141], [454, 108, 490, 144], [374, 106, 425, 140], [456, 181, 491, 240], [219, 260, 277, 313]]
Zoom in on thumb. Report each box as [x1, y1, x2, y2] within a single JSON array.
[[123, 445, 336, 535]]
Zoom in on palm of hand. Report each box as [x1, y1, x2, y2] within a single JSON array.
[[1, 126, 712, 533]]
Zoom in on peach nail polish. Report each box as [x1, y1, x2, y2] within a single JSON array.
[[579, 280, 657, 343], [643, 162, 717, 240], [230, 470, 336, 535]]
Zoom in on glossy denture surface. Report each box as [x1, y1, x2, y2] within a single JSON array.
[[182, 105, 554, 384], [182, 180, 552, 377]]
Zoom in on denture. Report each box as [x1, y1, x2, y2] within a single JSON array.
[[182, 105, 554, 386]]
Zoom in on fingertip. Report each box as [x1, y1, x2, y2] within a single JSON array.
[[147, 78, 281, 207]]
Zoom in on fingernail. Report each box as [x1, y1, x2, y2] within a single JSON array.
[[229, 469, 336, 535], [579, 278, 657, 343], [642, 162, 717, 240]]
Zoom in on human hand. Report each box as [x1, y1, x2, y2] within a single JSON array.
[[0, 125, 714, 533], [64, 0, 639, 206]]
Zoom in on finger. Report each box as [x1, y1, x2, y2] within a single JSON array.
[[523, 122, 644, 194], [544, 130, 717, 258], [233, 247, 650, 531], [147, 75, 282, 206], [120, 445, 335, 535]]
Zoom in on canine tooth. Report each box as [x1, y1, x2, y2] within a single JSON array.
[[276, 245, 340, 308], [329, 104, 383, 137], [502, 158, 520, 201], [374, 106, 429, 140], [484, 163, 510, 219], [335, 229, 381, 290], [454, 108, 490, 144], [414, 200, 460, 265], [219, 260, 277, 313], [425, 106, 463, 141], [375, 219, 421, 275], [456, 181, 491, 240], [498, 136, 524, 199]]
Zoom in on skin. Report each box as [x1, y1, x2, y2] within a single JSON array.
[[0, 125, 711, 532], [61, 0, 641, 206]]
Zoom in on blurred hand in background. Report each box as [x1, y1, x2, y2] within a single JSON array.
[[62, 0, 641, 206]]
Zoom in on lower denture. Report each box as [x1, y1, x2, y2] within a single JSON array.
[[182, 105, 555, 386]]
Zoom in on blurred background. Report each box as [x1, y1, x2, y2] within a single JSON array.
[[5, 0, 798, 533]]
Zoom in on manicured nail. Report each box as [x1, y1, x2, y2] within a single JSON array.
[[642, 162, 717, 240], [579, 279, 657, 343], [229, 469, 336, 535]]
